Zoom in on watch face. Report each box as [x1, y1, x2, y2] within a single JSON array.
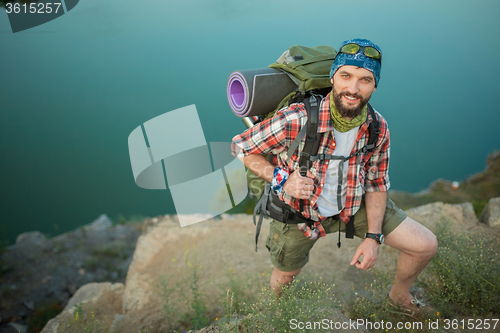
[[365, 233, 384, 244]]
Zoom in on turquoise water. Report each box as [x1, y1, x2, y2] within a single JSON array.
[[1, 0, 499, 243]]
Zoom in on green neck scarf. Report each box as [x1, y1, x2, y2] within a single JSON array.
[[329, 93, 367, 133]]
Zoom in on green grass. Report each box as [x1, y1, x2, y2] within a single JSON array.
[[345, 222, 500, 332], [219, 279, 341, 333], [158, 247, 213, 331], [420, 223, 500, 317], [91, 243, 128, 259], [59, 303, 111, 333], [157, 246, 268, 332]]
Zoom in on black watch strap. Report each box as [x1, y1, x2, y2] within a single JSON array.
[[365, 232, 384, 244]]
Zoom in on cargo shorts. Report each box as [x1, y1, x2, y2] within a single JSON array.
[[265, 197, 407, 272]]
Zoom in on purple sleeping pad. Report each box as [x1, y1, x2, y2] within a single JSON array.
[[227, 68, 297, 118]]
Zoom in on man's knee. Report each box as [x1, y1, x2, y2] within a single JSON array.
[[385, 217, 438, 258], [409, 222, 438, 260]]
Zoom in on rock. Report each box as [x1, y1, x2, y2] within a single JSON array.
[[40, 282, 124, 333], [122, 219, 211, 312], [480, 197, 500, 227], [485, 150, 500, 171], [22, 300, 34, 311], [7, 323, 28, 333], [108, 314, 125, 333], [39, 318, 59, 333], [64, 282, 124, 311], [406, 202, 479, 232], [15, 231, 46, 247], [84, 214, 112, 231]]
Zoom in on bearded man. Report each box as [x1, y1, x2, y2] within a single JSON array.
[[231, 38, 437, 318]]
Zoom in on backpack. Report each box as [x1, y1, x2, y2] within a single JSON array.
[[231, 45, 381, 250], [246, 45, 339, 199]]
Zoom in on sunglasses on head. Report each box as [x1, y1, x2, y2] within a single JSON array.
[[338, 43, 382, 61]]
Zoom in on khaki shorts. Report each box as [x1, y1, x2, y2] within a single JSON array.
[[265, 197, 407, 272]]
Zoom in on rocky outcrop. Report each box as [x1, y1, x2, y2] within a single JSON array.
[[406, 201, 479, 231], [0, 215, 141, 332], [480, 197, 500, 227]]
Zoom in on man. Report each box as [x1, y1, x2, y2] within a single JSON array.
[[231, 38, 437, 318]]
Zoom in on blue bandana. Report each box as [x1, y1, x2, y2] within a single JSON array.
[[330, 38, 382, 87]]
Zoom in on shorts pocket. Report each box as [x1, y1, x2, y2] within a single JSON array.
[[266, 221, 287, 265]]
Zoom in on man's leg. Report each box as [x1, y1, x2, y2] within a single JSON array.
[[384, 217, 438, 306], [270, 267, 302, 296], [266, 220, 323, 296]]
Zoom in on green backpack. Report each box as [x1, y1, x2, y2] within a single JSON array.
[[246, 45, 338, 199]]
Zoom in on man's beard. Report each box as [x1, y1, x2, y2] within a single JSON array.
[[332, 87, 371, 119]]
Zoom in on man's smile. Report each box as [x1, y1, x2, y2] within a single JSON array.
[[342, 94, 361, 104]]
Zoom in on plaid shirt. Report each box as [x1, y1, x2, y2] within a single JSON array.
[[231, 92, 390, 239]]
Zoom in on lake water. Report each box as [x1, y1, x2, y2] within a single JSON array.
[[1, 0, 499, 243]]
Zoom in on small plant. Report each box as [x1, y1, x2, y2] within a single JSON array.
[[420, 222, 500, 317], [84, 256, 100, 270], [91, 243, 127, 259], [158, 246, 211, 331], [218, 268, 265, 314], [59, 303, 111, 333]]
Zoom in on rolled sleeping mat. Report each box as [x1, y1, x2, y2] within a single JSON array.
[[227, 68, 298, 118]]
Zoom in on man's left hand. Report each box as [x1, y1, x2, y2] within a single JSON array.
[[350, 238, 379, 270]]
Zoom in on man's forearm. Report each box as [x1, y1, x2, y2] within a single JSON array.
[[364, 191, 387, 234], [240, 154, 275, 183]]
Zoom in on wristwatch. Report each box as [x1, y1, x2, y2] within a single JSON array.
[[364, 233, 384, 244]]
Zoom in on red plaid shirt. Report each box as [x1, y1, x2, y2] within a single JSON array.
[[231, 93, 390, 239]]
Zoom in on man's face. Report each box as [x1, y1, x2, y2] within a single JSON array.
[[331, 65, 377, 119]]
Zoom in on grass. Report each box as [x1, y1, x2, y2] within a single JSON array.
[[158, 246, 268, 332], [91, 243, 128, 259], [346, 269, 437, 333], [158, 247, 213, 331], [59, 303, 112, 333], [93, 221, 500, 331], [419, 222, 500, 317], [219, 279, 341, 333], [346, 221, 500, 332]]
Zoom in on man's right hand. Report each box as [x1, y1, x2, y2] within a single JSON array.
[[283, 170, 315, 199]]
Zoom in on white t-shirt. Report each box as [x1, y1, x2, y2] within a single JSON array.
[[316, 126, 359, 217]]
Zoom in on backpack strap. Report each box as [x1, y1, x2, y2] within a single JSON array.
[[298, 94, 322, 176], [366, 103, 380, 151], [253, 181, 271, 252], [297, 95, 322, 215]]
